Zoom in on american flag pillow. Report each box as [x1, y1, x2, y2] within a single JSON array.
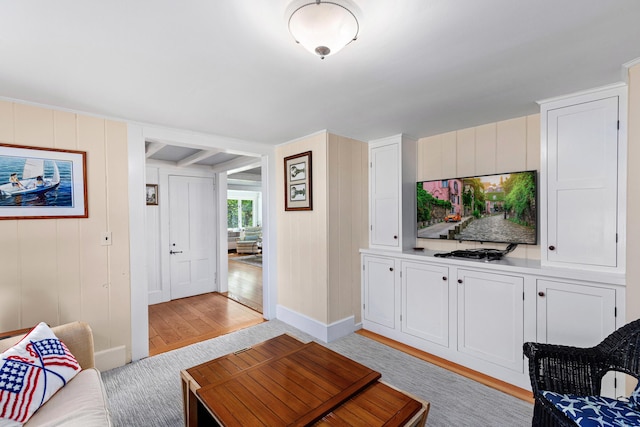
[[0, 322, 81, 426]]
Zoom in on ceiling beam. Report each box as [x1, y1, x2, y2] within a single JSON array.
[[211, 156, 260, 174], [227, 172, 261, 182], [145, 141, 166, 158], [177, 149, 222, 167]]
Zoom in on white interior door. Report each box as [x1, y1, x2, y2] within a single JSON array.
[[169, 175, 217, 300]]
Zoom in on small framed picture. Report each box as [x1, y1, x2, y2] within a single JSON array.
[[146, 184, 158, 205], [284, 151, 312, 211]]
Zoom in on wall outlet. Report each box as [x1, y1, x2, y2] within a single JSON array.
[[101, 232, 112, 246]]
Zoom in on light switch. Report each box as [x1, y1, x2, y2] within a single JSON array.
[[101, 232, 112, 246]]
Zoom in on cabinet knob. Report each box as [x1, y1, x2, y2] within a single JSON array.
[[393, 235, 398, 239], [442, 276, 447, 281], [548, 245, 556, 251], [538, 291, 545, 297], [457, 279, 463, 284], [389, 267, 394, 272]]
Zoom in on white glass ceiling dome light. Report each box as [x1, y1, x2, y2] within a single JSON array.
[[288, 0, 359, 59]]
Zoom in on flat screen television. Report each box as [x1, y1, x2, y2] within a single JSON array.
[[416, 170, 537, 245]]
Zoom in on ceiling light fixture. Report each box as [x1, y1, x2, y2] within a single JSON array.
[[288, 0, 359, 59]]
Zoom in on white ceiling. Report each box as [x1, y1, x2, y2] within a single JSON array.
[[2, 1, 640, 167]]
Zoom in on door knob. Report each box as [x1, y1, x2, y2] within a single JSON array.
[[538, 291, 545, 297], [548, 245, 556, 251]]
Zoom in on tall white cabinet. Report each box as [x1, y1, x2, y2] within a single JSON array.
[[540, 84, 627, 272], [369, 134, 416, 251]]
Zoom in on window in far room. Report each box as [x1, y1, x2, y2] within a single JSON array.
[[227, 190, 260, 230]]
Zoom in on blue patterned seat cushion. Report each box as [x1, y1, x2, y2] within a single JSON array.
[[542, 391, 640, 426]]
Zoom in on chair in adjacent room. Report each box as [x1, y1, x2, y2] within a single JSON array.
[[236, 226, 262, 254], [523, 318, 640, 426]]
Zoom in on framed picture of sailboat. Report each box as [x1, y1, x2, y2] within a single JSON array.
[[0, 143, 88, 219]]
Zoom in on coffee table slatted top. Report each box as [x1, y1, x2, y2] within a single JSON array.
[[185, 333, 304, 388], [183, 334, 426, 427], [196, 340, 382, 426], [315, 381, 422, 426]]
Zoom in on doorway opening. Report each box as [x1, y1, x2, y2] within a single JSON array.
[[225, 168, 263, 313]]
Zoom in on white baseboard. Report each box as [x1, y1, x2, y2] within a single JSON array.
[[148, 290, 164, 306], [276, 305, 355, 343], [95, 345, 127, 371]]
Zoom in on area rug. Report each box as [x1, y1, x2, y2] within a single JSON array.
[[229, 254, 262, 267], [101, 320, 533, 427]]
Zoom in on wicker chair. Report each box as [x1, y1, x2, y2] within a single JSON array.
[[523, 318, 640, 426]]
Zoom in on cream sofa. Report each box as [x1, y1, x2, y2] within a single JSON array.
[[0, 321, 112, 426]]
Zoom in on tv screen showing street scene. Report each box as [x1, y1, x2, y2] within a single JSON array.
[[416, 170, 537, 245]]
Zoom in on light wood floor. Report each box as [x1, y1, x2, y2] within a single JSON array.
[[224, 253, 263, 313], [148, 254, 264, 356], [148, 292, 264, 356]]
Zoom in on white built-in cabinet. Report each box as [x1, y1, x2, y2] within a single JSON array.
[[401, 261, 449, 347], [456, 269, 524, 373], [536, 279, 616, 347], [536, 278, 618, 396], [362, 255, 396, 329], [369, 134, 416, 251], [361, 251, 624, 391], [362, 84, 627, 392], [540, 84, 627, 272]]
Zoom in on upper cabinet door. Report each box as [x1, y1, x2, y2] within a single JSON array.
[[370, 142, 400, 248], [543, 90, 622, 270]]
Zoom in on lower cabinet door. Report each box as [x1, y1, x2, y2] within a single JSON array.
[[363, 256, 396, 329], [536, 279, 616, 346], [457, 269, 524, 372], [401, 261, 449, 347], [536, 279, 617, 397]]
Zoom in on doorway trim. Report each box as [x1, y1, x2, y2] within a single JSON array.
[[128, 124, 275, 362]]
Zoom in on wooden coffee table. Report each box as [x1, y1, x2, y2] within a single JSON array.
[[181, 334, 429, 426]]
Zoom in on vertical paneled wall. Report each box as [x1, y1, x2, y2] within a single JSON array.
[[626, 63, 640, 324], [0, 101, 131, 360], [276, 133, 329, 323], [417, 114, 540, 259], [276, 132, 368, 326], [327, 134, 368, 324]]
